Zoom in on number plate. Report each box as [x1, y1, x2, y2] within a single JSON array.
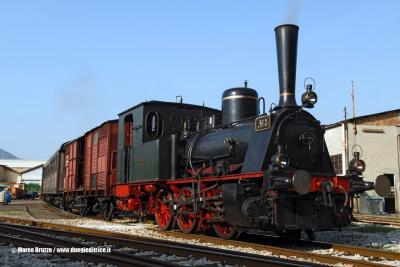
[[255, 115, 271, 131]]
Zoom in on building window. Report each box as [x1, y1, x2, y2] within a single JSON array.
[[330, 154, 343, 175]]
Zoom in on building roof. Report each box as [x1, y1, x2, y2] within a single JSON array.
[[0, 160, 46, 168], [0, 160, 46, 175], [20, 164, 44, 174], [325, 108, 400, 130], [0, 164, 20, 174]]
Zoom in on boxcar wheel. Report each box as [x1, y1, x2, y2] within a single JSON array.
[[104, 203, 114, 221], [62, 200, 68, 211], [67, 200, 74, 213], [68, 205, 73, 212], [79, 206, 88, 217], [176, 187, 198, 234]]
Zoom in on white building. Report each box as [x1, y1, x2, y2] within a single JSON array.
[[0, 165, 20, 184], [0, 160, 46, 173], [20, 164, 44, 186], [0, 160, 46, 189], [325, 109, 400, 213]]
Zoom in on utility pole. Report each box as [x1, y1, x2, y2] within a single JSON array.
[[343, 106, 350, 173], [351, 81, 357, 135]]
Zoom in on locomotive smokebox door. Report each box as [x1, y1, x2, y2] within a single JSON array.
[[222, 87, 258, 125]]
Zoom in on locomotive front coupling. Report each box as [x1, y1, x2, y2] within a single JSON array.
[[269, 170, 312, 195], [269, 169, 391, 198], [345, 151, 391, 197], [349, 175, 391, 197]]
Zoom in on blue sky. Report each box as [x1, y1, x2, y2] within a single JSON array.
[[1, 0, 399, 159]]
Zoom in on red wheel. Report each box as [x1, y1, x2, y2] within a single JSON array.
[[213, 222, 237, 239], [154, 191, 174, 230], [176, 187, 198, 234]]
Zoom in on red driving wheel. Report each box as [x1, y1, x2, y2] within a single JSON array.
[[213, 222, 237, 239], [176, 187, 198, 233], [154, 191, 174, 230]]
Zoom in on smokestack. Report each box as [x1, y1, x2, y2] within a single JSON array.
[[275, 24, 299, 107]]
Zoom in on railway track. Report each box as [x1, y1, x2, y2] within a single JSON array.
[[0, 216, 397, 267], [0, 231, 172, 267], [157, 230, 398, 267], [0, 221, 318, 267], [233, 232, 400, 262], [354, 215, 400, 227], [23, 202, 81, 220], [296, 237, 400, 261]]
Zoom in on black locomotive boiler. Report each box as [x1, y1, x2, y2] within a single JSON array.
[[43, 24, 390, 240]]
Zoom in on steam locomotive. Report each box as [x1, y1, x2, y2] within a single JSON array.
[[42, 24, 390, 240]]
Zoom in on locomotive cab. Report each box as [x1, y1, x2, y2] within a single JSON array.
[[116, 101, 221, 183]]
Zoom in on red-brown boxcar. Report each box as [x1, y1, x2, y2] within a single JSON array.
[[63, 139, 82, 193], [83, 120, 118, 196], [62, 120, 118, 216]]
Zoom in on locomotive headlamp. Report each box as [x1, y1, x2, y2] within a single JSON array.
[[273, 153, 290, 169], [301, 78, 318, 108], [301, 84, 318, 108], [354, 159, 366, 173], [272, 145, 289, 169], [350, 150, 366, 173]]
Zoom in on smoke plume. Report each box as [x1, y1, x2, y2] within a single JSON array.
[[283, 0, 302, 24]]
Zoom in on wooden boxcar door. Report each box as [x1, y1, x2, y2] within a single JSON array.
[[77, 137, 85, 189]]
